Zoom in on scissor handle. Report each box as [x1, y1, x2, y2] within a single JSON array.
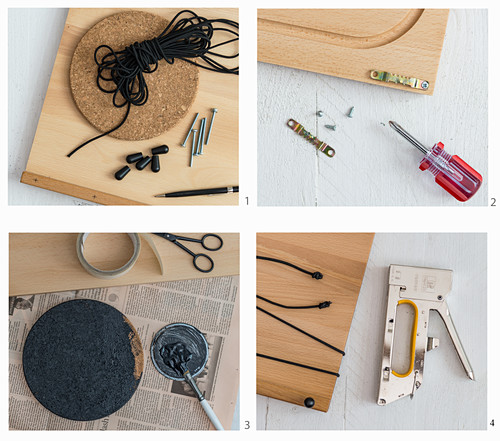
[[200, 234, 223, 251], [193, 253, 215, 273]]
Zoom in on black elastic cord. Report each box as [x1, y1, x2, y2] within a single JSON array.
[[257, 255, 323, 279], [257, 306, 345, 356], [68, 10, 239, 157], [257, 295, 331, 310], [67, 102, 131, 157], [257, 353, 339, 377]]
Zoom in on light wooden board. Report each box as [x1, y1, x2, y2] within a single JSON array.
[[257, 233, 487, 430], [10, 233, 239, 296], [21, 8, 238, 205], [257, 9, 488, 207], [256, 233, 374, 412], [258, 9, 449, 95]]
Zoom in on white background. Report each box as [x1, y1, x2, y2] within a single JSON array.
[[3, 0, 499, 438]]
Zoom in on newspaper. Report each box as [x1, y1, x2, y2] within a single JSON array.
[[9, 276, 239, 430]]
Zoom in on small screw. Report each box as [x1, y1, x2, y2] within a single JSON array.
[[190, 129, 197, 167], [347, 107, 355, 118], [199, 118, 206, 155], [195, 121, 204, 155], [181, 113, 199, 147], [422, 81, 429, 90], [317, 110, 324, 117], [205, 108, 218, 145], [325, 124, 336, 131]]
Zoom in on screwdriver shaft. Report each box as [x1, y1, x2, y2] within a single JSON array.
[[389, 121, 430, 154]]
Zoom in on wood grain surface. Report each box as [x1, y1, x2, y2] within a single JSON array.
[[258, 9, 449, 95], [257, 233, 374, 412], [10, 233, 239, 296], [21, 8, 238, 206], [257, 9, 488, 207], [257, 233, 487, 429]]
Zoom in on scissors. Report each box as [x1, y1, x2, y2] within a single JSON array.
[[153, 233, 223, 273]]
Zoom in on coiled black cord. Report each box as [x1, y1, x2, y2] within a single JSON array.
[[68, 10, 239, 157]]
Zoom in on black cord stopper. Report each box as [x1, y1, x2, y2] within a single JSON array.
[[312, 271, 323, 279], [304, 397, 315, 408]]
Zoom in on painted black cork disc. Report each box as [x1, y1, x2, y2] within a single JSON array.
[[22, 299, 144, 421]]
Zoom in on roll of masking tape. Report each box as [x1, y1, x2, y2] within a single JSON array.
[[76, 233, 141, 280]]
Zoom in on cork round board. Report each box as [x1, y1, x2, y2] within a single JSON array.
[[70, 11, 199, 141]]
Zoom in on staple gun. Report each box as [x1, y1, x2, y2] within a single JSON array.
[[377, 265, 474, 405]]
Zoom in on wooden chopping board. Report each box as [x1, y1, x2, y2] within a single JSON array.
[[10, 233, 239, 296], [257, 233, 374, 412], [21, 8, 238, 205], [258, 9, 449, 95]]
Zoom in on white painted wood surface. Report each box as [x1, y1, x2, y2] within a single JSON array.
[[9, 8, 236, 208], [8, 8, 94, 205], [257, 10, 488, 206], [257, 233, 487, 430]]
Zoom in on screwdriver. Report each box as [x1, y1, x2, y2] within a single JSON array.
[[389, 121, 482, 202]]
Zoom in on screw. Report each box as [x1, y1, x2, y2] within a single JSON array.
[[205, 108, 218, 145], [199, 118, 207, 155], [325, 124, 336, 131], [195, 121, 204, 155], [317, 110, 324, 117], [422, 81, 429, 90], [181, 113, 199, 147], [347, 107, 355, 118], [189, 129, 197, 167]]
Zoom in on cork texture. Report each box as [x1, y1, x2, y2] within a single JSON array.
[[70, 10, 199, 141]]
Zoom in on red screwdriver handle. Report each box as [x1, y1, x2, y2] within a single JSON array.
[[419, 143, 482, 202]]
